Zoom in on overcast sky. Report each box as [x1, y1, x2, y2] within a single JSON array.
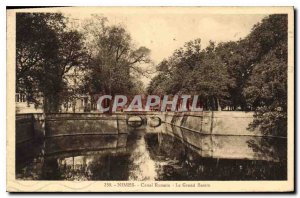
[[112, 14, 266, 63], [51, 7, 267, 85], [67, 12, 266, 64]]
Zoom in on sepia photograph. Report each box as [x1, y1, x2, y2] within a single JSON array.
[[6, 6, 294, 192]]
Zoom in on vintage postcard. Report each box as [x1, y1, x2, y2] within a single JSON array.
[[7, 7, 294, 192]]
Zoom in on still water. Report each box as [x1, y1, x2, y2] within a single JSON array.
[[16, 124, 287, 180]]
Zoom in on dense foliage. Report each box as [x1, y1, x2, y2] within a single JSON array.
[[16, 13, 88, 112], [148, 14, 288, 135], [16, 14, 149, 112], [16, 13, 288, 135], [81, 16, 151, 97]]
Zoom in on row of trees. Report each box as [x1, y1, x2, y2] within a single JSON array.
[[147, 14, 288, 135], [16, 13, 288, 135], [16, 13, 150, 113]]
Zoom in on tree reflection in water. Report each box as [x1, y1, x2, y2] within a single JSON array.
[[144, 133, 286, 180], [16, 127, 286, 181]]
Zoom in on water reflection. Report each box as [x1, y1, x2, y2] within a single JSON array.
[[144, 133, 286, 180], [126, 130, 157, 180], [16, 123, 286, 180]]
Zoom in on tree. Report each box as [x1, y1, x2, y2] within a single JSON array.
[[243, 14, 288, 136], [16, 13, 63, 107], [148, 40, 232, 110], [82, 16, 151, 108], [148, 14, 288, 135], [215, 41, 248, 110], [16, 13, 88, 112], [189, 41, 232, 110]]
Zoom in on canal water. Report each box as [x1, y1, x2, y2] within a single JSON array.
[[16, 123, 287, 181]]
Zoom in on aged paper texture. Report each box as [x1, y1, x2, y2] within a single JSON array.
[[7, 6, 294, 192]]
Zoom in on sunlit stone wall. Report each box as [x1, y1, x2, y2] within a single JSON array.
[[163, 111, 286, 161], [164, 111, 262, 136]]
